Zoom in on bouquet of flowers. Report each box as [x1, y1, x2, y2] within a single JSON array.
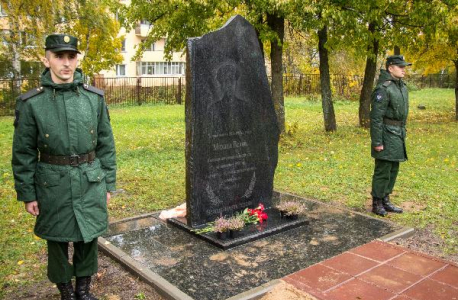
[[192, 203, 268, 235], [242, 203, 268, 224]]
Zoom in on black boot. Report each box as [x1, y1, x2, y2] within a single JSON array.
[[56, 282, 76, 300], [75, 276, 98, 300], [382, 195, 403, 213], [372, 197, 387, 217]]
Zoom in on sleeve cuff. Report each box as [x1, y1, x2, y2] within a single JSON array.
[[106, 182, 116, 192], [16, 191, 37, 202]]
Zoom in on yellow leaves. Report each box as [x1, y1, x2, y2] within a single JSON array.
[[17, 260, 24, 265], [2, 172, 10, 178], [287, 162, 303, 168], [33, 235, 41, 240]]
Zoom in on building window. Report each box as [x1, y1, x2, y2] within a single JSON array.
[[142, 40, 155, 51], [116, 64, 126, 76], [121, 39, 126, 52], [138, 62, 185, 75]]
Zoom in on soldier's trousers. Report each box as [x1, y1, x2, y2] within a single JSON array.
[[47, 239, 98, 283], [371, 159, 400, 199]]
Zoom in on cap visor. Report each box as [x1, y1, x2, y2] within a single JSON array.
[[48, 47, 81, 54]]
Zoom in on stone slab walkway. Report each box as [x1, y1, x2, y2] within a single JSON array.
[[283, 240, 458, 300]]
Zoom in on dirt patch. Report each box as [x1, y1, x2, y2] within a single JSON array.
[[259, 281, 318, 300], [399, 201, 427, 211], [2, 252, 164, 300], [390, 226, 458, 265]]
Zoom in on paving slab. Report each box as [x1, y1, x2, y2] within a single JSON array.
[[283, 240, 458, 300], [99, 192, 409, 300]]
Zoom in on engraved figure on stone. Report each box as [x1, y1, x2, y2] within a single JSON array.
[[205, 61, 256, 210]]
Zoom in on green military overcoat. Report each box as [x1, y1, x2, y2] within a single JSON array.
[[370, 69, 409, 162], [12, 68, 116, 243]]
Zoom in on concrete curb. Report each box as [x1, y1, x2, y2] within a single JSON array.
[[98, 236, 193, 300], [379, 227, 415, 242], [225, 279, 282, 300]]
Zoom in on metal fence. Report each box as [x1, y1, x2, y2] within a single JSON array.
[[1, 73, 454, 116], [94, 76, 185, 106], [408, 74, 456, 89]]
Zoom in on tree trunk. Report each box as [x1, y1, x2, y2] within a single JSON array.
[[394, 46, 401, 55], [7, 5, 22, 93], [318, 25, 337, 132], [267, 13, 285, 133], [455, 59, 458, 121], [359, 22, 379, 128]]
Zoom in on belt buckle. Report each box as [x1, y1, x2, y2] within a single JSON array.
[[69, 154, 79, 167]]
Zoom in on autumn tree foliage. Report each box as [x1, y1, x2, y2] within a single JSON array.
[[403, 0, 458, 120], [0, 0, 123, 78]]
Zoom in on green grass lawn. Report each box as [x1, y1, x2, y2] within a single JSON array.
[[0, 88, 456, 296]]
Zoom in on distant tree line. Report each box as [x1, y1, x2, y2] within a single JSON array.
[[1, 0, 457, 124]]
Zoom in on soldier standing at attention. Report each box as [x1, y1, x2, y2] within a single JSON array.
[[12, 34, 116, 300], [370, 55, 411, 217]]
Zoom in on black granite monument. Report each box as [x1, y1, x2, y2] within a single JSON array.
[[184, 15, 280, 227]]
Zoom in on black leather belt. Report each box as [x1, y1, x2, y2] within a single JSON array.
[[383, 118, 403, 126], [40, 151, 96, 166]]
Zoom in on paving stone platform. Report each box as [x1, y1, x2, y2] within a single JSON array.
[[283, 240, 458, 300]]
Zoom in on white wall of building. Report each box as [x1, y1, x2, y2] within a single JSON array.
[[100, 2, 186, 78]]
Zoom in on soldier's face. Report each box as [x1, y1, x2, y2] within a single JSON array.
[[388, 65, 406, 79], [43, 51, 78, 84]]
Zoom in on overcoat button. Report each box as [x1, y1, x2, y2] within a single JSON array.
[[45, 134, 49, 138]]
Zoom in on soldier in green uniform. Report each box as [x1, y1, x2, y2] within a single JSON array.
[[370, 55, 411, 216], [12, 34, 116, 300]]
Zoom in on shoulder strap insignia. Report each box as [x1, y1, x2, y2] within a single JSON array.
[[82, 84, 104, 97], [382, 81, 392, 87], [19, 87, 44, 101]]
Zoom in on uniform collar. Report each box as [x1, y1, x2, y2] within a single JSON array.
[[40, 68, 84, 91]]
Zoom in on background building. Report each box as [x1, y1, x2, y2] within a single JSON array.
[[100, 1, 186, 78]]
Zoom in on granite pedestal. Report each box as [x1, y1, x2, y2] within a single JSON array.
[[168, 207, 309, 250]]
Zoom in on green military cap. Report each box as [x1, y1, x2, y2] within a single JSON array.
[[386, 55, 412, 67], [45, 34, 81, 53]]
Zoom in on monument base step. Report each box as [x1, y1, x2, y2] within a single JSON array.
[[167, 208, 309, 250]]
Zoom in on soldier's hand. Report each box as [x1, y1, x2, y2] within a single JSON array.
[[374, 145, 384, 152], [107, 192, 111, 205], [25, 201, 39, 216]]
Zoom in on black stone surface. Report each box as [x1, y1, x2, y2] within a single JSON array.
[[185, 15, 280, 227], [103, 192, 402, 300], [168, 208, 309, 250]]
